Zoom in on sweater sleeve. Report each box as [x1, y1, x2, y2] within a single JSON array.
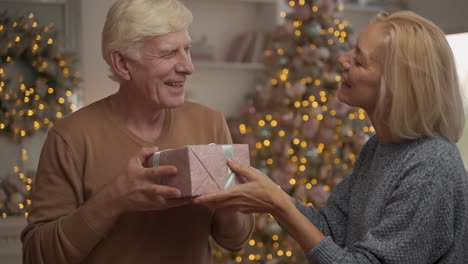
[[306, 167, 454, 264], [21, 129, 107, 263], [209, 112, 255, 251], [295, 170, 354, 246]]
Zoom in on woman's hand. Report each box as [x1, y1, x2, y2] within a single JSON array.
[[193, 159, 294, 217], [195, 159, 326, 253]]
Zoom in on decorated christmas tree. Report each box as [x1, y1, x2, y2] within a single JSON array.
[[213, 0, 373, 263], [0, 12, 80, 218]]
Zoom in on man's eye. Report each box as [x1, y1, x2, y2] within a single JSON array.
[[163, 50, 177, 57], [354, 59, 362, 66]]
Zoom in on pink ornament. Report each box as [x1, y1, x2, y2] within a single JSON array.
[[272, 138, 284, 154], [244, 103, 258, 121], [291, 56, 304, 70], [228, 122, 240, 138], [323, 116, 337, 128], [318, 127, 334, 144], [272, 25, 290, 40], [302, 119, 320, 138], [245, 103, 256, 115], [287, 81, 306, 98], [242, 134, 258, 150], [295, 5, 311, 20], [272, 168, 290, 187], [342, 145, 351, 162], [318, 47, 331, 60], [257, 84, 272, 106], [301, 46, 321, 64], [280, 110, 294, 125], [307, 184, 330, 205], [285, 161, 298, 174], [320, 0, 335, 14]]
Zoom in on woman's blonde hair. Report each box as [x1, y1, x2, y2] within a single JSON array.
[[373, 11, 464, 142], [102, 0, 193, 81]]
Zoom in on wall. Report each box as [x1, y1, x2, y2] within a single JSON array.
[[81, 0, 117, 106], [406, 0, 468, 34]]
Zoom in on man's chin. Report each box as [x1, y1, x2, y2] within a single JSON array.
[[163, 97, 185, 109]]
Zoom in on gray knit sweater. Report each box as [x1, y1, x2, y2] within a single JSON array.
[[296, 135, 468, 263]]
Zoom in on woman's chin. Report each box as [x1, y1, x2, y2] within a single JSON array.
[[336, 89, 350, 105]]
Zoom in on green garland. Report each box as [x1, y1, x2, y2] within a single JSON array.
[[0, 12, 80, 141]]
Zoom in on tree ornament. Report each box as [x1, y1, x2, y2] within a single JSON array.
[[305, 22, 323, 38]]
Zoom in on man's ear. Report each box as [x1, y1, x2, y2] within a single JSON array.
[[110, 49, 131, 81]]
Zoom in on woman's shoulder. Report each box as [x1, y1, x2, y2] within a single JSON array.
[[401, 137, 466, 184], [409, 137, 460, 162]]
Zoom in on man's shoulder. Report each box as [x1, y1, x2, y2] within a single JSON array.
[[178, 100, 220, 114], [175, 100, 223, 121], [52, 97, 109, 134]]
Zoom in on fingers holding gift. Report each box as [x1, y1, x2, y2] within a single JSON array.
[[144, 165, 177, 182], [136, 146, 159, 165], [228, 159, 274, 185], [227, 159, 259, 182], [125, 184, 186, 211], [149, 184, 182, 199], [194, 187, 276, 214], [151, 194, 191, 210]]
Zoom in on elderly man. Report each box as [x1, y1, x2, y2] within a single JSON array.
[[21, 0, 253, 263]]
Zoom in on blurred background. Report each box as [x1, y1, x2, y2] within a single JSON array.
[[0, 0, 467, 263]]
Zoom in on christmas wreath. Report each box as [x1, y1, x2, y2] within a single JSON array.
[[0, 12, 80, 141]]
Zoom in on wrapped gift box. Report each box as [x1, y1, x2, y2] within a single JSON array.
[[152, 144, 250, 197]]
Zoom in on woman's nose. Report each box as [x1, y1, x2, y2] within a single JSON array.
[[338, 51, 350, 71]]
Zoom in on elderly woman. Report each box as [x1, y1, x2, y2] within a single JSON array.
[[196, 11, 468, 263], [21, 0, 253, 263]]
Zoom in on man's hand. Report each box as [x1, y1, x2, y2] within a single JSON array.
[[111, 147, 190, 214]]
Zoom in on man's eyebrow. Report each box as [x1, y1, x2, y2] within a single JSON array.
[[156, 42, 192, 53], [148, 46, 174, 56]]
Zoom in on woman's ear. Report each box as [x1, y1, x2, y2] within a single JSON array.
[[110, 49, 131, 81]]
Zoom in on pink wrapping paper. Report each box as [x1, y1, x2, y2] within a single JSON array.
[[152, 144, 250, 197]]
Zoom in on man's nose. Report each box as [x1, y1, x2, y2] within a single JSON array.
[[176, 51, 194, 75]]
